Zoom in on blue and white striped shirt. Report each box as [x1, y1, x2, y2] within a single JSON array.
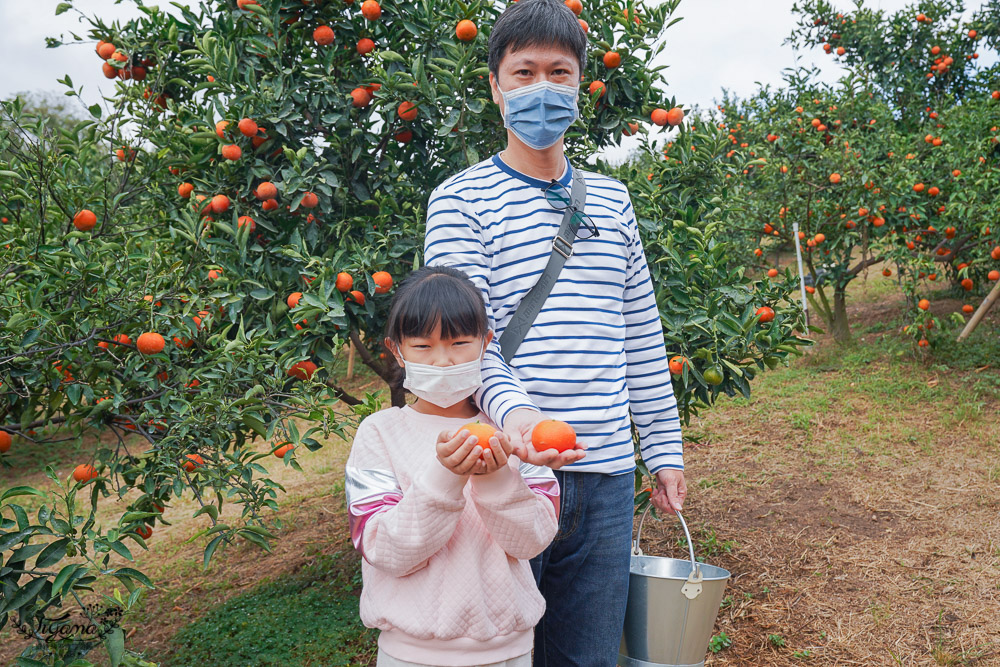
[[424, 152, 683, 475]]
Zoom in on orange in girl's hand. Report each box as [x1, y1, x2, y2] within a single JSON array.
[[461, 421, 497, 455], [531, 420, 576, 453]]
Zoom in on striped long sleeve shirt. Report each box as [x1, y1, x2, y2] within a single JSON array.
[[424, 152, 683, 475]]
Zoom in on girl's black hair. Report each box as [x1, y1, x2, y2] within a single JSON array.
[[384, 265, 490, 345], [487, 0, 588, 80], [383, 266, 490, 395]]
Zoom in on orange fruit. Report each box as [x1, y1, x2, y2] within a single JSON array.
[[882, 268, 892, 277], [262, 198, 278, 211], [805, 285, 816, 294], [274, 442, 296, 458], [755, 306, 775, 322], [73, 464, 99, 483], [578, 18, 588, 32], [348, 289, 366, 306], [460, 421, 497, 454], [913, 183, 925, 192], [215, 120, 230, 138], [665, 107, 685, 126], [287, 360, 318, 380], [373, 271, 393, 294], [97, 42, 116, 59], [456, 19, 477, 41], [668, 355, 687, 375], [962, 304, 975, 314], [238, 118, 258, 137], [208, 268, 223, 280], [650, 108, 668, 126], [313, 25, 335, 45], [361, 0, 381, 20], [351, 87, 373, 107], [136, 332, 165, 355], [73, 209, 97, 231], [564, 0, 583, 15], [357, 37, 375, 54], [287, 292, 303, 308], [918, 298, 930, 310], [622, 121, 639, 136], [588, 80, 606, 97], [961, 278, 973, 291], [178, 182, 194, 198], [395, 130, 413, 143], [398, 101, 418, 121], [102, 62, 118, 79], [336, 272, 353, 292], [255, 182, 278, 200], [829, 173, 841, 184], [0, 431, 11, 453], [237, 215, 256, 232], [135, 525, 153, 540], [603, 51, 621, 68], [300, 192, 319, 208], [767, 268, 779, 278], [221, 144, 242, 161], [211, 194, 230, 213], [927, 186, 939, 196], [182, 453, 204, 472], [531, 420, 577, 453], [814, 233, 826, 243], [989, 270, 1000, 281], [237, 0, 259, 8]]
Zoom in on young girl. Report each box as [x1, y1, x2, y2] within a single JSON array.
[[345, 265, 560, 667]]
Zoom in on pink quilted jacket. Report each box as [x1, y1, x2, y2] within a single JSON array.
[[345, 405, 559, 665]]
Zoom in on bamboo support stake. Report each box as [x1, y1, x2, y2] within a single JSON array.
[[346, 341, 356, 379], [957, 278, 1000, 342]]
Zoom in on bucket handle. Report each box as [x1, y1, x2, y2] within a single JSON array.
[[633, 504, 704, 599]]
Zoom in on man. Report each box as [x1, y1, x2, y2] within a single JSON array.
[[424, 0, 687, 663]]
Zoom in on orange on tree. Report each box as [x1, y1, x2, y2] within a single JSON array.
[[97, 41, 116, 59], [287, 292, 303, 308], [531, 420, 577, 453], [398, 101, 418, 121], [237, 215, 255, 231], [300, 191, 319, 208], [564, 0, 583, 15], [313, 25, 335, 45], [767, 268, 779, 278], [215, 119, 230, 138], [336, 272, 354, 292], [829, 173, 841, 184], [603, 51, 621, 68], [255, 181, 277, 200], [456, 19, 478, 41], [211, 194, 230, 213], [755, 306, 775, 323], [668, 355, 687, 375], [348, 289, 366, 305], [287, 360, 318, 380], [357, 37, 375, 55], [351, 87, 373, 107], [962, 304, 975, 314], [182, 453, 205, 472], [373, 271, 393, 294], [238, 117, 258, 137], [73, 464, 99, 483], [135, 525, 153, 540], [136, 332, 166, 355], [650, 108, 669, 126], [361, 0, 381, 20], [273, 442, 295, 458], [918, 299, 930, 310], [73, 209, 97, 231], [178, 182, 194, 198], [0, 430, 11, 453], [221, 144, 242, 161], [665, 107, 684, 126], [588, 80, 606, 97]]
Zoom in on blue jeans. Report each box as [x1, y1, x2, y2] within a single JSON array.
[[530, 469, 634, 667]]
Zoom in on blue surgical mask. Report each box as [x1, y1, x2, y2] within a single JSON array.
[[500, 80, 579, 150]]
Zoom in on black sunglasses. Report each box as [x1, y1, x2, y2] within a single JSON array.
[[542, 180, 600, 240]]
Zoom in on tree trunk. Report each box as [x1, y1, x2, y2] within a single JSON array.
[[831, 287, 851, 343], [390, 384, 407, 408]]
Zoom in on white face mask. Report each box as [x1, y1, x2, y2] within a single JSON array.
[[399, 342, 485, 408]]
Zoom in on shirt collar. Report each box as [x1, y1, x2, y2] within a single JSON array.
[[492, 152, 572, 189]]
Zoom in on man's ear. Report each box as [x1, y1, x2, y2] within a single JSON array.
[[489, 71, 503, 111], [481, 330, 495, 358]]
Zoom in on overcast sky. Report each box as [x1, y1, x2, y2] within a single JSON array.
[[2, 0, 995, 164]]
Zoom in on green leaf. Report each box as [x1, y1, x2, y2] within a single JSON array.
[[112, 567, 154, 589], [88, 104, 101, 118], [104, 627, 125, 667], [0, 575, 46, 615], [55, 2, 72, 15], [35, 538, 70, 569], [203, 534, 225, 570]]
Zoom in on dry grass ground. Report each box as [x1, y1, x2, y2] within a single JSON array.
[[2, 271, 998, 666]]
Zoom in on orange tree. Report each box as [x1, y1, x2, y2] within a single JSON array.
[[0, 0, 736, 663], [608, 116, 813, 503], [713, 0, 999, 343]]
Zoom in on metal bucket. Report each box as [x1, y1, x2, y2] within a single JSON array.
[[618, 506, 731, 667]]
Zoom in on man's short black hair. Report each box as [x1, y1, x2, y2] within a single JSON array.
[[488, 0, 588, 81]]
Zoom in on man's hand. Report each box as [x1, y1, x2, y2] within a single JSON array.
[[502, 408, 587, 470], [435, 428, 486, 477], [650, 469, 687, 515]]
